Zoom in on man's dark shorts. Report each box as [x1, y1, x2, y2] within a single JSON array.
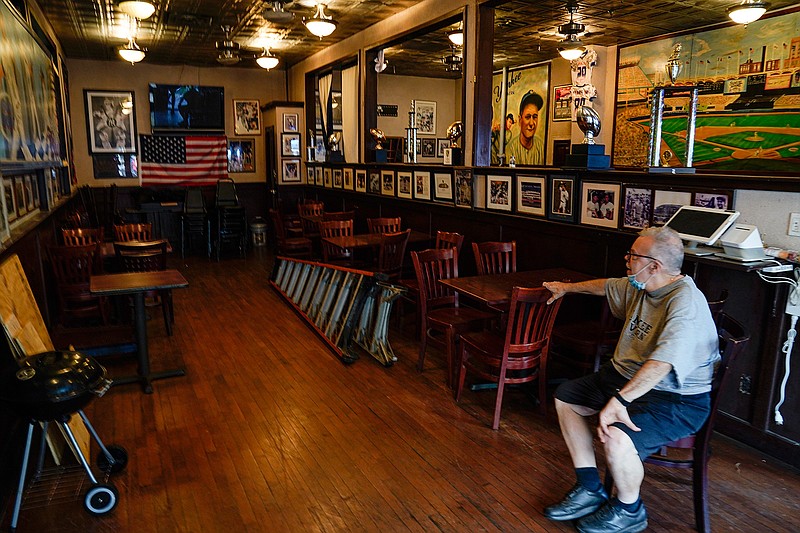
[[554, 363, 711, 460]]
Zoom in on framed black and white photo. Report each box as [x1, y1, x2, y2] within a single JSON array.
[[548, 175, 575, 222], [283, 112, 299, 132], [84, 90, 136, 154], [307, 165, 315, 184], [343, 168, 354, 190], [516, 175, 546, 216], [92, 154, 138, 179], [4, 180, 17, 223], [233, 99, 261, 135], [397, 171, 413, 199], [486, 174, 512, 212], [368, 171, 381, 194], [580, 182, 620, 229], [315, 166, 324, 186], [228, 138, 255, 173], [324, 167, 333, 188], [282, 159, 301, 183], [381, 170, 395, 196], [434, 172, 453, 202], [623, 187, 653, 230], [454, 169, 473, 208], [414, 100, 436, 135], [281, 133, 301, 157], [421, 138, 436, 157], [333, 168, 343, 189], [693, 190, 733, 210], [414, 171, 431, 201], [437, 138, 451, 158], [355, 169, 367, 193], [653, 190, 692, 225]]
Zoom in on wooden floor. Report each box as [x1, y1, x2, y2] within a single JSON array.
[[3, 249, 800, 532]]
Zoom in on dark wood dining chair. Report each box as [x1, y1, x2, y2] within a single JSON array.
[[298, 201, 324, 237], [604, 312, 750, 533], [412, 247, 495, 387], [269, 209, 313, 259], [48, 244, 109, 327], [367, 217, 401, 234], [62, 227, 104, 246], [114, 222, 153, 242], [322, 210, 355, 222], [114, 239, 174, 335], [319, 219, 355, 266], [374, 229, 411, 280], [549, 299, 623, 377], [455, 286, 563, 429], [706, 289, 729, 325], [472, 240, 517, 275]]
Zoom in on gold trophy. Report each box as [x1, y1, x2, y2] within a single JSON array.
[[443, 121, 463, 165]]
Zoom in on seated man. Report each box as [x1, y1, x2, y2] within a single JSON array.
[[542, 226, 719, 533]]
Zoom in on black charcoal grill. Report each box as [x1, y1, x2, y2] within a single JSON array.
[[0, 351, 129, 531]]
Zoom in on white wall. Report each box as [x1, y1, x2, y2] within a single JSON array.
[[735, 190, 800, 251], [66, 59, 286, 187]]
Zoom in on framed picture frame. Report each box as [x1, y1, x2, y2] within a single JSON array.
[[281, 133, 301, 157], [580, 182, 621, 229], [323, 167, 333, 188], [282, 159, 301, 183], [553, 84, 572, 122], [433, 172, 453, 202], [693, 190, 733, 210], [92, 154, 138, 179], [487, 175, 512, 212], [24, 175, 34, 211], [4, 180, 17, 223], [283, 112, 299, 132], [355, 169, 367, 193], [14, 178, 27, 217], [623, 187, 653, 230], [0, 179, 9, 242], [333, 168, 343, 189], [381, 169, 395, 196], [397, 171, 413, 199], [437, 138, 451, 158], [548, 175, 576, 222], [516, 174, 546, 216], [233, 99, 261, 135], [368, 170, 381, 194], [414, 100, 436, 135], [421, 138, 436, 157], [343, 168, 354, 190], [84, 90, 136, 154], [413, 171, 431, 201], [454, 169, 473, 208], [307, 165, 315, 184], [314, 166, 324, 186], [653, 190, 692, 225], [227, 138, 256, 173]]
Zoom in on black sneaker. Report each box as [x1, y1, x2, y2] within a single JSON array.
[[544, 483, 609, 521], [576, 501, 648, 533]]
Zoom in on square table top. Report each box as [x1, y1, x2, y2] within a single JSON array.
[[322, 230, 431, 250], [91, 269, 188, 296]]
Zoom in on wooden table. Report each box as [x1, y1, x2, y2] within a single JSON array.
[[322, 230, 431, 250], [91, 270, 188, 393]]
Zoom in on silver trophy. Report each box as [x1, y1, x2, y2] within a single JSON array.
[[666, 43, 682, 85], [576, 106, 601, 144]]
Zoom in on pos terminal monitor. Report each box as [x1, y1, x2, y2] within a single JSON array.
[[663, 205, 740, 255]]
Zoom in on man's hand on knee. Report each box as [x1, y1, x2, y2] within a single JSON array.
[[597, 398, 640, 443]]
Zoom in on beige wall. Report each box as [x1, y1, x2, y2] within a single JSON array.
[[66, 59, 286, 187]]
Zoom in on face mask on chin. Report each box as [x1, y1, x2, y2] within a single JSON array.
[[628, 262, 655, 290]]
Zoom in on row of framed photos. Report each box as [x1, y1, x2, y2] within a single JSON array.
[[303, 164, 734, 232], [1, 167, 70, 242]]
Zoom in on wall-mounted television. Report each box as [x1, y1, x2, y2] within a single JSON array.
[[149, 84, 225, 132]]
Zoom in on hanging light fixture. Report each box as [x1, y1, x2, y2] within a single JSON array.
[[441, 46, 463, 73], [557, 0, 586, 60], [118, 1, 155, 20], [256, 48, 280, 70], [304, 3, 338, 39], [447, 23, 463, 47], [118, 36, 145, 64], [728, 1, 769, 24]]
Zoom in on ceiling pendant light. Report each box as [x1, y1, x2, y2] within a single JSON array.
[[447, 24, 463, 47], [216, 26, 241, 66], [442, 46, 463, 73], [118, 36, 145, 64], [304, 3, 338, 39], [256, 48, 280, 70], [557, 0, 586, 61], [118, 1, 155, 20], [728, 1, 769, 24]]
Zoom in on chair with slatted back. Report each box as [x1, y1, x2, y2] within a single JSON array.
[[48, 244, 109, 327], [549, 299, 623, 377], [114, 239, 174, 335], [472, 240, 517, 275], [706, 289, 728, 325], [413, 247, 495, 387], [270, 209, 313, 259], [367, 217, 401, 234], [298, 201, 324, 237], [114, 223, 153, 242], [374, 229, 411, 280], [62, 227, 104, 246], [604, 312, 750, 533], [322, 210, 355, 222], [456, 286, 563, 429], [319, 219, 355, 266]]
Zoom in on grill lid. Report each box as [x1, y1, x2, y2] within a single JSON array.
[[1, 351, 109, 405]]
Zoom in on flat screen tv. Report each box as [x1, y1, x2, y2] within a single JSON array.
[[663, 205, 739, 253], [149, 84, 225, 132]]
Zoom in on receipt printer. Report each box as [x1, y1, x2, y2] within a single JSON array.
[[717, 223, 768, 261]]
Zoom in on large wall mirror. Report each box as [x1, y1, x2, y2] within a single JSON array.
[[307, 56, 359, 164]]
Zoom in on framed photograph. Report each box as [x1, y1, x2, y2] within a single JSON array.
[[324, 167, 333, 188], [281, 133, 301, 157], [623, 187, 653, 230], [553, 84, 572, 122], [548, 175, 575, 222], [333, 169, 343, 189], [414, 100, 437, 135], [4, 180, 17, 223], [14, 178, 27, 217], [24, 175, 34, 211], [314, 166, 324, 186], [314, 136, 326, 162], [421, 138, 436, 158], [580, 182, 621, 228], [437, 138, 451, 158], [355, 169, 367, 193], [516, 174, 546, 216], [434, 172, 453, 202], [653, 190, 692, 225], [343, 168, 354, 190], [413, 171, 431, 201], [454, 169, 473, 208], [693, 191, 733, 210], [487, 175, 512, 212], [84, 90, 136, 154], [381, 170, 395, 196], [30, 175, 39, 208], [233, 99, 261, 135], [397, 171, 413, 199], [282, 159, 301, 183], [368, 171, 381, 194], [283, 112, 299, 132], [228, 138, 255, 173], [92, 154, 138, 179], [0, 180, 8, 241], [307, 165, 315, 184]]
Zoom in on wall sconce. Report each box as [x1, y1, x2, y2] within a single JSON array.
[[256, 49, 280, 70], [304, 3, 338, 39], [728, 1, 769, 24], [118, 36, 145, 64]]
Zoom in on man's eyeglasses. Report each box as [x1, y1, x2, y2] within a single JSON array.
[[625, 250, 658, 262]]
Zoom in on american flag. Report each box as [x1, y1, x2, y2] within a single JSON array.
[[140, 135, 227, 186]]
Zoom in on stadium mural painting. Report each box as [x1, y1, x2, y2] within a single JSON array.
[[614, 9, 800, 171]]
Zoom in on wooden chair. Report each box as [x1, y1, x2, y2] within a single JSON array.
[[319, 219, 354, 265], [62, 227, 104, 246], [114, 223, 153, 242], [604, 312, 750, 533], [322, 210, 355, 222], [472, 240, 517, 275], [373, 229, 411, 280], [707, 289, 729, 325], [367, 217, 401, 234], [455, 286, 563, 429], [47, 244, 109, 327], [269, 209, 313, 259], [298, 201, 324, 239], [114, 239, 174, 335], [412, 248, 495, 387], [549, 299, 623, 376]]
